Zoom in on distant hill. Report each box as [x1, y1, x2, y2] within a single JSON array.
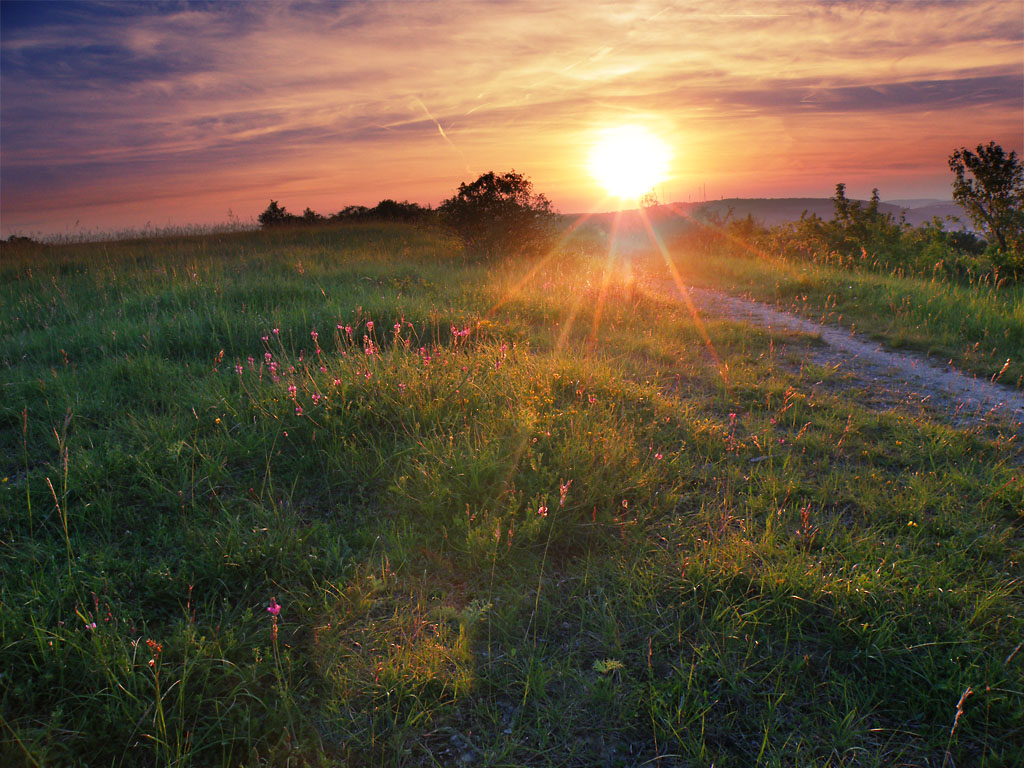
[[683, 198, 970, 229], [574, 198, 972, 232]]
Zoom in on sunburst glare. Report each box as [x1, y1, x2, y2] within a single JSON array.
[[588, 126, 672, 200]]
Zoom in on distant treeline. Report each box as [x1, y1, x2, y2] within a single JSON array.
[[258, 198, 432, 228], [665, 185, 1005, 284]]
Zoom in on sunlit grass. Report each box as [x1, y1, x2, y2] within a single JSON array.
[[1, 223, 1021, 766]]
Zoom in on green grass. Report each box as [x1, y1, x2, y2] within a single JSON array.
[[659, 243, 1024, 389], [1, 223, 1021, 766]]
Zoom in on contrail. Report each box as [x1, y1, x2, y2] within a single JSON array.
[[413, 96, 472, 175]]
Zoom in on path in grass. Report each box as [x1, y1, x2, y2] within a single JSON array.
[[654, 280, 1024, 432]]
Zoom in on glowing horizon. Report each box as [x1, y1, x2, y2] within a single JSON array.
[[1, 0, 1021, 238]]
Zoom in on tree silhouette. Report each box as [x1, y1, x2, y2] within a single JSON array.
[[257, 200, 299, 228], [438, 171, 557, 257]]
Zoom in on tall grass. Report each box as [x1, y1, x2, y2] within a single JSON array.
[[1, 223, 1021, 766]]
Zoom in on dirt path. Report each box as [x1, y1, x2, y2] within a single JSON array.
[[656, 282, 1024, 434]]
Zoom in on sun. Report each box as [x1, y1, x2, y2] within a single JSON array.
[[588, 125, 672, 200]]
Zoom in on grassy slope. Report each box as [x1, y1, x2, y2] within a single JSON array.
[[1, 224, 1021, 766], [662, 245, 1024, 390]]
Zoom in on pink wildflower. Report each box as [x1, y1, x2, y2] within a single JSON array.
[[261, 335, 269, 342], [538, 505, 548, 517], [288, 384, 297, 398], [295, 405, 303, 415], [311, 330, 318, 342], [267, 598, 281, 616], [273, 328, 280, 335], [235, 363, 244, 375], [265, 352, 272, 363], [366, 321, 374, 332]]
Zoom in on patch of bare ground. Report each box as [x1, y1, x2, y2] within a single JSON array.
[[652, 281, 1024, 437]]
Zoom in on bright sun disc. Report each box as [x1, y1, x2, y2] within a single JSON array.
[[588, 126, 672, 199]]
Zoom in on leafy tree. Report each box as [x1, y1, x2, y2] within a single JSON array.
[[949, 142, 1024, 261], [257, 200, 299, 228], [438, 170, 557, 257], [302, 207, 325, 224]]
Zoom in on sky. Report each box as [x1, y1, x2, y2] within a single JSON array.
[[1, 0, 1022, 238]]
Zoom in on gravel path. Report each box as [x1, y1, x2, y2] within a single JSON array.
[[656, 282, 1024, 433]]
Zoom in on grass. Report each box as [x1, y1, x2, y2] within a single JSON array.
[[658, 239, 1024, 389], [1, 222, 1021, 766]]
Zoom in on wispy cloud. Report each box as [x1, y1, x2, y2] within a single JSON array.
[[1, 0, 1021, 235]]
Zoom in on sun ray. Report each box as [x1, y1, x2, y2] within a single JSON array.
[[636, 206, 729, 384]]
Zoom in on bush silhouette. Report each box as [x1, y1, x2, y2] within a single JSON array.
[[257, 200, 300, 228], [438, 170, 557, 257]]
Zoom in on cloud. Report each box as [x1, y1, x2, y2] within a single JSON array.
[[2, 0, 1021, 234]]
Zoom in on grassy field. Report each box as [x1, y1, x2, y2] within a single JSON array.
[[1, 223, 1022, 766]]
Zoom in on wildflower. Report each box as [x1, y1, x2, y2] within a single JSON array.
[[86, 621, 97, 630], [261, 335, 269, 342], [655, 452, 663, 460], [267, 598, 281, 616], [288, 384, 297, 398], [345, 325, 352, 337], [320, 365, 327, 373], [366, 321, 374, 332], [311, 393, 321, 405], [235, 364, 243, 375], [537, 505, 548, 517], [215, 418, 221, 425], [311, 330, 318, 342], [295, 405, 303, 416], [398, 382, 406, 391], [273, 328, 280, 335], [729, 412, 737, 422], [332, 378, 342, 387], [559, 479, 572, 507], [395, 322, 402, 333]]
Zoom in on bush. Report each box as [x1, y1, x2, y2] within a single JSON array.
[[438, 170, 557, 258], [257, 200, 300, 228]]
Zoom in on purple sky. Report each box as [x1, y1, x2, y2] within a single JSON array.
[[2, 0, 1022, 238]]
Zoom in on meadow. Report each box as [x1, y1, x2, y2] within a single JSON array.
[[1, 223, 1021, 766]]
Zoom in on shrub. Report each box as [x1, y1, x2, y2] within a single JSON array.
[[438, 170, 557, 258]]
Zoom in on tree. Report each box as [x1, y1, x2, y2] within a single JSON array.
[[257, 200, 299, 228], [302, 207, 325, 224], [949, 142, 1024, 259], [438, 170, 557, 257]]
